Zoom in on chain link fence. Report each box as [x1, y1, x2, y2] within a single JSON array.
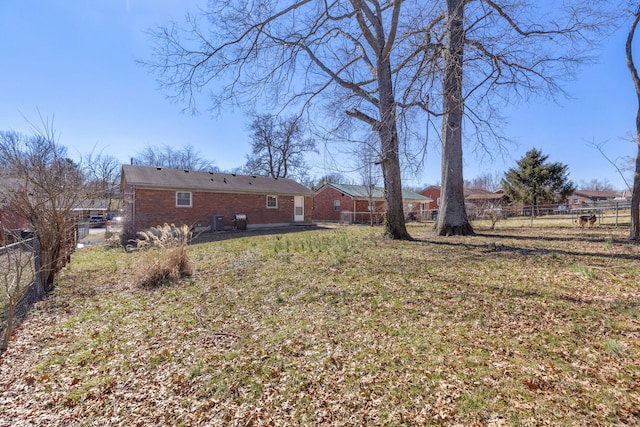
[[0, 238, 44, 350], [466, 200, 632, 228], [337, 200, 632, 228]]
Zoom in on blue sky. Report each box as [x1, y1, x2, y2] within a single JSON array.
[[0, 1, 637, 191]]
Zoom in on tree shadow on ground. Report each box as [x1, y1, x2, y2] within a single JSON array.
[[485, 283, 640, 309], [413, 229, 639, 263], [475, 229, 632, 244]]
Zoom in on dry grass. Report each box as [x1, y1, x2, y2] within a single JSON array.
[[128, 224, 195, 288], [133, 246, 195, 289], [0, 223, 638, 426], [127, 223, 192, 251]]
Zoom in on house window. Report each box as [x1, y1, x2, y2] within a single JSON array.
[[368, 200, 375, 211], [437, 197, 441, 206], [420, 203, 426, 214], [572, 198, 578, 205], [333, 200, 340, 211], [267, 195, 278, 208], [176, 191, 192, 207]]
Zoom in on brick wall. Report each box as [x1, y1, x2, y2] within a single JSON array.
[[420, 187, 440, 210], [313, 187, 386, 221], [130, 188, 312, 230], [313, 187, 355, 221], [0, 206, 30, 240]]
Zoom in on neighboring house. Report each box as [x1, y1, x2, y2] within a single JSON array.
[[419, 186, 505, 210], [568, 190, 621, 209], [464, 189, 506, 219], [0, 178, 30, 241], [121, 165, 314, 231], [465, 189, 505, 206], [0, 202, 29, 241], [313, 183, 431, 222], [419, 185, 441, 211], [73, 199, 109, 220]]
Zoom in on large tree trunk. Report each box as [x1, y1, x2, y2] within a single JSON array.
[[378, 52, 412, 240], [380, 145, 411, 240], [435, 0, 474, 236], [626, 9, 640, 241], [631, 152, 640, 240]]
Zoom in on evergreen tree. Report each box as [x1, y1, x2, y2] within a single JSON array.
[[502, 149, 575, 215]]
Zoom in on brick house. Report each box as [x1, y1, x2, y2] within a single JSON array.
[[419, 186, 507, 219], [568, 190, 621, 209], [419, 185, 441, 211], [0, 203, 29, 241], [0, 178, 30, 241], [313, 183, 431, 222], [464, 189, 505, 206], [420, 186, 505, 207], [121, 165, 314, 231], [464, 189, 506, 218]]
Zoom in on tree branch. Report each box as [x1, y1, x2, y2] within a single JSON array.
[[346, 109, 380, 129]]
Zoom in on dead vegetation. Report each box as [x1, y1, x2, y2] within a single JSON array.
[[127, 224, 194, 288], [0, 224, 638, 426]]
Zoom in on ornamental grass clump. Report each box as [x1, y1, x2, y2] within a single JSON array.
[[129, 224, 195, 288], [127, 223, 191, 251]]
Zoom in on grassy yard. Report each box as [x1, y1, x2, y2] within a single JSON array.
[[0, 222, 638, 426]]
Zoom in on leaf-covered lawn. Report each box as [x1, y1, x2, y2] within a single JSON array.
[[1, 224, 639, 426]]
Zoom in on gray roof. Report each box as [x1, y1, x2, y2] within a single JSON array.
[[319, 183, 431, 201], [572, 190, 621, 199], [122, 165, 314, 196], [72, 199, 109, 211]]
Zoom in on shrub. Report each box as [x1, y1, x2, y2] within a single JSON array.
[[128, 224, 195, 288], [104, 234, 124, 250], [134, 246, 194, 288], [127, 223, 191, 252]]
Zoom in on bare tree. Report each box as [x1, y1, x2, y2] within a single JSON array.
[[133, 144, 218, 172], [588, 139, 633, 192], [626, 5, 640, 241], [433, 0, 612, 235], [83, 152, 122, 212], [578, 178, 617, 192], [313, 173, 349, 190], [146, 1, 611, 239], [465, 172, 503, 192], [243, 113, 317, 180], [356, 138, 383, 227], [0, 126, 84, 292], [145, 1, 445, 240], [476, 199, 504, 230], [437, 0, 473, 236]]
